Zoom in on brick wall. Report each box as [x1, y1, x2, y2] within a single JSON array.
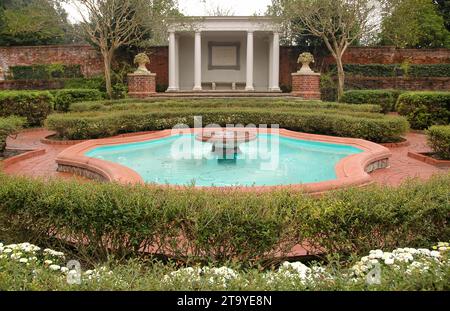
[[1, 44, 449, 92], [145, 46, 168, 88], [323, 46, 450, 65], [0, 45, 103, 77], [344, 76, 450, 91]]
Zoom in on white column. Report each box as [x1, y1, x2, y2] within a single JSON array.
[[175, 34, 180, 90], [268, 35, 273, 92], [245, 31, 254, 91], [270, 32, 281, 92], [193, 31, 202, 91], [167, 31, 178, 92]]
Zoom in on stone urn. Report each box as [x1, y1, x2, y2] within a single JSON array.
[[297, 52, 315, 74], [133, 53, 151, 75]]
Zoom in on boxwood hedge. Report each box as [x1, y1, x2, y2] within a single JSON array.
[[397, 92, 450, 130], [426, 125, 450, 160], [0, 173, 448, 264], [45, 108, 409, 143], [341, 89, 404, 113], [0, 116, 25, 153], [0, 91, 53, 126], [50, 89, 104, 112]]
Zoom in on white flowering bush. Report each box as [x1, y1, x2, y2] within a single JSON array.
[[0, 242, 116, 286], [0, 241, 449, 290], [351, 245, 449, 280]]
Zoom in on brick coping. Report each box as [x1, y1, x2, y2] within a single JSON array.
[[56, 128, 392, 193], [407, 151, 450, 168]]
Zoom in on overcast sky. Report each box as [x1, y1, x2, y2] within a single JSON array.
[[63, 0, 272, 22]]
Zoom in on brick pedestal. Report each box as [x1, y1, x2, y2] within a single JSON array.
[[291, 72, 321, 100], [127, 73, 156, 98]]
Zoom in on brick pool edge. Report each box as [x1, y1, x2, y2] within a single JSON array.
[[55, 129, 392, 193]]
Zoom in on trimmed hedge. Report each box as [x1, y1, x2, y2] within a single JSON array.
[[46, 108, 409, 143], [0, 91, 53, 126], [69, 99, 383, 113], [329, 64, 450, 77], [0, 116, 25, 153], [341, 89, 404, 113], [63, 77, 105, 91], [426, 125, 450, 160], [396, 92, 450, 130], [50, 89, 104, 112], [0, 173, 448, 264], [10, 64, 83, 80]]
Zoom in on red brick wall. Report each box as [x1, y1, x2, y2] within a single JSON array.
[[323, 46, 450, 65], [145, 46, 168, 88], [0, 45, 103, 77], [344, 76, 450, 91], [1, 44, 449, 92]]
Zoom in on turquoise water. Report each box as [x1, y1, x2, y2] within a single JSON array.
[[85, 134, 362, 186]]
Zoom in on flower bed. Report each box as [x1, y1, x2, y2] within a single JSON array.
[[0, 241, 448, 290]]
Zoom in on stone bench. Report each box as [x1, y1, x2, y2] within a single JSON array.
[[202, 82, 246, 91]]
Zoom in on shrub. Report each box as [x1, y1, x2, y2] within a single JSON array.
[[10, 64, 83, 80], [396, 91, 450, 129], [328, 63, 450, 77], [426, 125, 450, 160], [0, 116, 25, 153], [46, 107, 408, 143], [69, 99, 383, 113], [63, 77, 105, 91], [50, 89, 104, 112], [0, 173, 448, 265], [0, 91, 53, 126], [341, 89, 404, 113]]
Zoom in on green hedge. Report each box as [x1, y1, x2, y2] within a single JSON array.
[[0, 91, 53, 126], [10, 64, 83, 80], [341, 89, 404, 112], [329, 64, 450, 77], [0, 173, 448, 264], [426, 125, 450, 160], [63, 77, 105, 90], [50, 89, 104, 112], [46, 108, 408, 143], [396, 91, 450, 130], [0, 116, 25, 153], [69, 99, 383, 113]]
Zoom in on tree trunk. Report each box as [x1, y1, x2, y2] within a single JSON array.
[[103, 51, 113, 99], [335, 57, 345, 101]]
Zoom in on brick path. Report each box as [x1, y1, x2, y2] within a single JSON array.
[[2, 129, 448, 185]]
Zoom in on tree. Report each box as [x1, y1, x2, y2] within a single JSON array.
[[379, 0, 450, 48], [433, 0, 450, 32], [71, 0, 149, 99], [270, 0, 378, 100], [0, 0, 72, 45]]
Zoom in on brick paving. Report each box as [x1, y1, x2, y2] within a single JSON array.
[[2, 129, 448, 185]]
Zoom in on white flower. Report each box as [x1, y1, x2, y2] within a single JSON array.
[[430, 251, 441, 258], [370, 259, 379, 265], [44, 260, 53, 265], [85, 270, 94, 276], [49, 265, 61, 271], [3, 248, 12, 254], [60, 267, 69, 273], [19, 258, 28, 263], [384, 258, 394, 265]]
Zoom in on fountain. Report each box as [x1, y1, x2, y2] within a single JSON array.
[[196, 130, 257, 162]]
